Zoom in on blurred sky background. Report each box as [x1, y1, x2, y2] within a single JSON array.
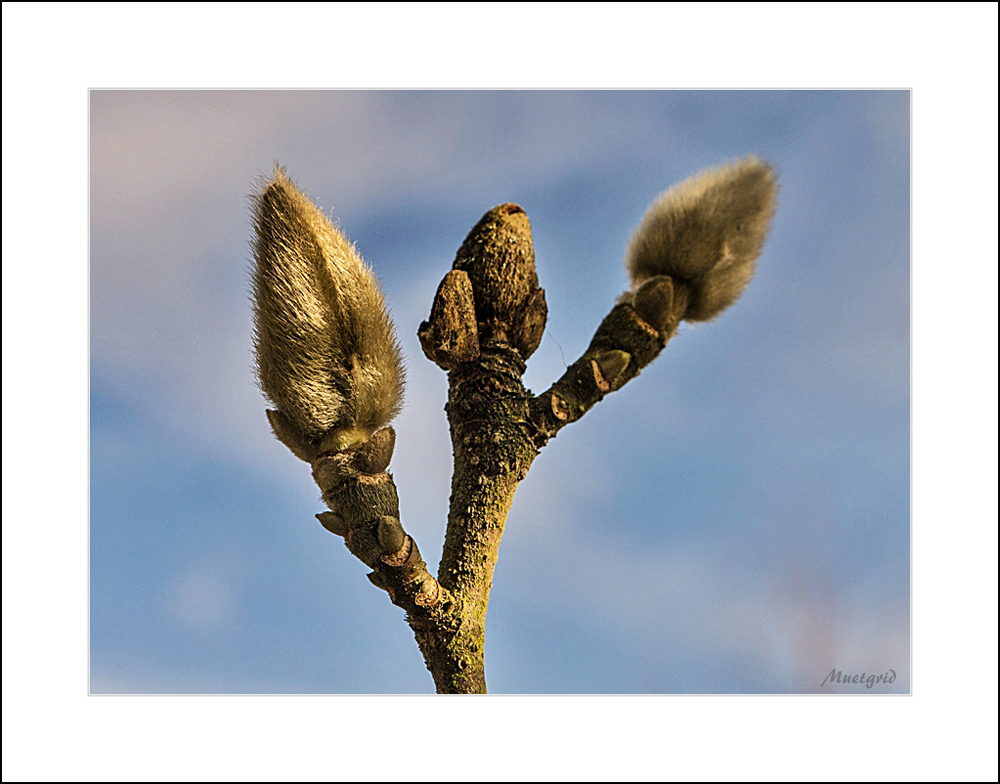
[[89, 89, 910, 694]]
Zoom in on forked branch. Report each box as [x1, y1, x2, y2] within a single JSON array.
[[250, 157, 777, 693]]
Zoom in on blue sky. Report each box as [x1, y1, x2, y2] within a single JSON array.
[[90, 90, 910, 693]]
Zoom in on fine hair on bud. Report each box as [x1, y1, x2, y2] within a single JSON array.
[[625, 156, 778, 322], [251, 166, 405, 448]]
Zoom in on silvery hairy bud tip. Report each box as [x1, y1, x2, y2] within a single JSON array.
[[625, 156, 778, 324], [251, 167, 405, 454]]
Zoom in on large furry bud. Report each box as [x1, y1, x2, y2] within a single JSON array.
[[251, 167, 405, 452], [625, 156, 777, 323]]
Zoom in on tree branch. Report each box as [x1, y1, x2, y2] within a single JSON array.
[[413, 207, 702, 692], [252, 158, 776, 694], [416, 205, 544, 692], [304, 425, 474, 691], [528, 277, 690, 449]]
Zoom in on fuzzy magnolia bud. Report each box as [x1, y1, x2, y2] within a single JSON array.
[[625, 156, 777, 322], [251, 167, 405, 450]]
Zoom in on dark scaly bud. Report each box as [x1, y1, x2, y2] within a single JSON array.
[[452, 203, 546, 354], [418, 270, 480, 369], [510, 287, 548, 360], [625, 156, 777, 322]]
